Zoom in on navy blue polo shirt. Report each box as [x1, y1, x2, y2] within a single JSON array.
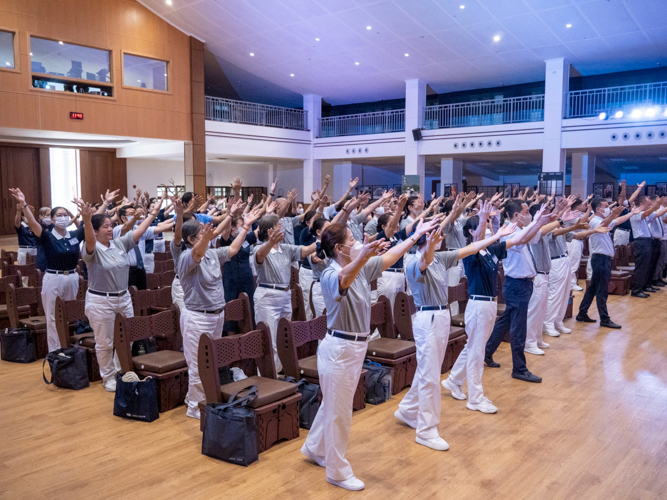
[[39, 225, 85, 271], [299, 229, 316, 269], [377, 227, 409, 269], [219, 232, 256, 280], [463, 241, 507, 297], [16, 224, 37, 247]]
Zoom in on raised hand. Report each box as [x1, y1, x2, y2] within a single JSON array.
[[231, 176, 242, 191], [103, 189, 120, 204], [267, 228, 285, 245], [8, 188, 26, 204], [426, 226, 445, 248], [200, 223, 216, 242], [594, 225, 612, 234], [266, 201, 277, 214], [247, 193, 254, 205], [414, 217, 440, 236], [243, 207, 262, 227], [173, 197, 184, 215], [381, 189, 395, 202], [498, 223, 518, 238], [562, 209, 582, 222], [80, 203, 96, 222], [349, 177, 359, 190], [359, 235, 390, 260]]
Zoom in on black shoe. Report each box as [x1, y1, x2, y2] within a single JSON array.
[[655, 279, 667, 286], [576, 313, 596, 323], [512, 371, 542, 383], [631, 291, 650, 298], [644, 286, 658, 292], [485, 357, 500, 368], [653, 281, 666, 288], [600, 320, 622, 329]]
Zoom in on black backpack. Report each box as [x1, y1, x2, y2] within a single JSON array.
[[1, 328, 37, 363]]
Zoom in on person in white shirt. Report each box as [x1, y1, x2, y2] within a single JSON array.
[[629, 195, 667, 297], [653, 200, 667, 286]]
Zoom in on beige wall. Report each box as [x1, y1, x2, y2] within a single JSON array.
[[0, 0, 192, 141]]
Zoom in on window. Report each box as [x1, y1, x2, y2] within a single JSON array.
[[157, 185, 185, 198], [49, 148, 81, 216], [123, 53, 168, 91], [0, 30, 15, 69]]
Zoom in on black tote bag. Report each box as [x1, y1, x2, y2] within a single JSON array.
[[113, 374, 159, 422], [42, 347, 90, 390], [202, 385, 259, 466], [280, 376, 321, 430], [363, 359, 392, 405], [1, 328, 37, 363]]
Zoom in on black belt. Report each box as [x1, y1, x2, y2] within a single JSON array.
[[88, 289, 127, 297], [312, 278, 320, 283], [417, 305, 447, 311], [327, 329, 369, 342], [258, 284, 290, 291], [551, 254, 567, 260], [634, 237, 651, 240], [536, 271, 549, 275], [384, 268, 403, 273], [46, 269, 76, 276], [192, 308, 224, 315], [18, 245, 36, 249], [508, 276, 535, 282], [469, 295, 496, 302]]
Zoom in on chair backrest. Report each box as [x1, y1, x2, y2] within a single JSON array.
[[25, 253, 35, 265], [290, 266, 299, 290], [223, 292, 253, 334], [154, 260, 175, 273], [497, 264, 505, 304], [370, 295, 395, 339], [448, 280, 469, 312], [145, 273, 161, 290], [276, 315, 327, 380], [76, 277, 88, 300], [130, 286, 174, 316], [393, 291, 416, 341], [159, 270, 176, 288], [198, 323, 276, 404], [0, 275, 21, 305], [55, 297, 88, 347], [2, 263, 41, 287], [150, 305, 182, 352], [6, 283, 42, 328], [153, 251, 172, 262], [291, 285, 306, 321], [1, 249, 17, 264]]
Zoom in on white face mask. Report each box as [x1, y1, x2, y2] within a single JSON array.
[[296, 208, 304, 215], [42, 217, 52, 225], [375, 207, 385, 216], [601, 207, 610, 217], [340, 241, 363, 260], [519, 214, 531, 226], [54, 216, 69, 229]]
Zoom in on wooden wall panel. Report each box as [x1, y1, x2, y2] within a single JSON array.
[[0, 146, 41, 234], [78, 150, 127, 209]]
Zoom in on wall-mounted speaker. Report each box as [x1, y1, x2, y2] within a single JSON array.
[[412, 128, 423, 141]]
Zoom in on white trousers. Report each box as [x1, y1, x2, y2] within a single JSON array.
[[17, 247, 37, 286], [143, 253, 155, 274], [377, 271, 406, 314], [447, 262, 463, 316], [85, 291, 133, 384], [41, 272, 79, 352], [254, 287, 292, 372], [311, 281, 325, 317], [567, 240, 583, 288], [398, 309, 450, 439], [525, 273, 550, 349], [404, 254, 417, 296], [303, 334, 367, 482], [544, 257, 570, 330], [614, 229, 630, 247], [180, 308, 224, 413], [299, 266, 314, 321], [171, 277, 185, 311], [450, 300, 497, 405], [153, 239, 166, 253]]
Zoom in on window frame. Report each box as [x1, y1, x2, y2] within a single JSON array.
[[121, 50, 171, 95], [0, 28, 20, 74]]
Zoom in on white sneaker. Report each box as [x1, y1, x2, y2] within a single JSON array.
[[441, 377, 467, 400], [524, 346, 544, 356], [394, 409, 416, 428], [537, 341, 550, 349], [555, 322, 571, 334], [467, 397, 498, 414], [543, 327, 560, 337], [327, 476, 365, 491], [301, 444, 325, 467], [416, 435, 449, 451], [103, 377, 117, 392], [572, 284, 583, 291], [186, 407, 201, 419]]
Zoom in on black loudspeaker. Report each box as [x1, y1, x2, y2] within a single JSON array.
[[412, 128, 422, 141]]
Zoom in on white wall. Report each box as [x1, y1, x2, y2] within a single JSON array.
[[206, 161, 304, 200], [126, 158, 185, 195]]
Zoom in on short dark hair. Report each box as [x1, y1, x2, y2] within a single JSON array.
[[118, 205, 134, 220], [506, 199, 524, 220], [590, 197, 607, 213], [91, 214, 110, 231], [310, 217, 329, 237], [258, 214, 279, 241], [50, 206, 68, 218], [529, 204, 541, 218], [633, 195, 647, 207], [182, 192, 195, 205], [317, 223, 348, 260], [443, 199, 455, 215], [303, 210, 318, 225], [462, 215, 480, 245], [181, 219, 202, 248], [377, 213, 391, 232], [335, 195, 352, 212], [571, 198, 584, 211]]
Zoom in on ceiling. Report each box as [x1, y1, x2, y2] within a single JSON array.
[[139, 0, 667, 105]]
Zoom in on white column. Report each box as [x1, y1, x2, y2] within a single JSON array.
[[405, 79, 426, 194], [303, 94, 322, 202], [333, 162, 362, 200], [440, 157, 462, 195], [542, 58, 569, 174], [571, 152, 595, 198]]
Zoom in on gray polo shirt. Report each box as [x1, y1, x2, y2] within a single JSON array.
[[321, 257, 383, 334], [309, 253, 330, 280], [529, 232, 552, 274], [406, 250, 459, 307], [170, 239, 184, 265], [444, 216, 468, 249], [548, 233, 568, 258], [364, 217, 378, 236], [631, 213, 654, 239], [281, 216, 301, 245], [649, 216, 664, 239], [254, 243, 301, 285], [589, 216, 615, 257], [82, 232, 137, 292], [400, 215, 414, 231], [347, 213, 365, 242], [177, 247, 230, 311]]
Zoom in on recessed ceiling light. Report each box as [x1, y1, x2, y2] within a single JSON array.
[[137, 80, 141, 82], [249, 52, 254, 56], [165, 0, 172, 5], [366, 26, 372, 30], [29, 52, 33, 56], [460, 5, 465, 9], [59, 41, 64, 45], [315, 38, 320, 41], [404, 53, 409, 57], [290, 73, 294, 77], [566, 24, 572, 28], [355, 62, 360, 65], [493, 35, 501, 42]]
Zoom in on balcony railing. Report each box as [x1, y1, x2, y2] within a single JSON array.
[[205, 96, 308, 131], [566, 81, 667, 118], [424, 95, 545, 129], [319, 109, 405, 137]]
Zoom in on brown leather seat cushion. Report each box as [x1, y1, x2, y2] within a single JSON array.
[[451, 313, 465, 327], [221, 376, 298, 409], [77, 337, 96, 348], [0, 304, 30, 318], [496, 303, 506, 316], [19, 316, 47, 329], [133, 351, 187, 373], [611, 270, 630, 277], [367, 338, 415, 359], [449, 326, 466, 340], [298, 355, 319, 379]]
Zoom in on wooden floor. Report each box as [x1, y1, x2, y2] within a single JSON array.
[[1, 233, 666, 499]]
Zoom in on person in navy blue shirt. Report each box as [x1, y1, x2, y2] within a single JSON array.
[[14, 202, 38, 267], [10, 188, 85, 352]]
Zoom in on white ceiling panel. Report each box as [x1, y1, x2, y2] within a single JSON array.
[[624, 0, 667, 31], [500, 14, 560, 48], [576, 0, 639, 37], [534, 6, 599, 43]]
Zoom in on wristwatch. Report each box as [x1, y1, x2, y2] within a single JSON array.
[[557, 218, 564, 227]]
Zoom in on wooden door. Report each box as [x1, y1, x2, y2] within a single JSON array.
[[80, 150, 127, 203], [0, 146, 41, 235]]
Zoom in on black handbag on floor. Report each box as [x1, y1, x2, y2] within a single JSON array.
[[113, 373, 159, 422], [1, 328, 36, 363], [202, 385, 259, 466], [42, 347, 90, 390], [280, 376, 321, 430], [363, 359, 392, 405]]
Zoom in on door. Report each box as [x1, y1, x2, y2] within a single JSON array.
[[0, 146, 41, 235]]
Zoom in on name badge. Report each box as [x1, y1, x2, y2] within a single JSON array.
[[242, 241, 249, 249], [492, 255, 499, 264], [479, 250, 487, 256], [69, 238, 79, 246]]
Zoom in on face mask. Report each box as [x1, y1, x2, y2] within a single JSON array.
[[375, 207, 385, 216], [296, 208, 304, 215], [601, 208, 610, 217], [54, 216, 69, 229], [42, 217, 52, 225], [340, 241, 363, 260], [518, 214, 531, 226]]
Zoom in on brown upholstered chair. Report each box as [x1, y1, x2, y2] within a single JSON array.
[[153, 251, 172, 262], [291, 285, 306, 321], [198, 323, 302, 452], [6, 283, 48, 358], [1, 249, 17, 265], [449, 281, 470, 328], [145, 273, 161, 290], [114, 309, 187, 412], [153, 259, 175, 274], [159, 270, 176, 288], [276, 314, 366, 411], [223, 292, 254, 335], [393, 291, 467, 374], [145, 271, 176, 290], [76, 277, 88, 300], [130, 286, 173, 316], [2, 262, 42, 287], [0, 275, 29, 329], [290, 265, 299, 290], [366, 295, 417, 394], [55, 297, 100, 382]]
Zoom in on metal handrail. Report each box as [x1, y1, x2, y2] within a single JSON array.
[[205, 96, 308, 130], [319, 109, 405, 137], [566, 81, 667, 118], [424, 95, 545, 129]]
